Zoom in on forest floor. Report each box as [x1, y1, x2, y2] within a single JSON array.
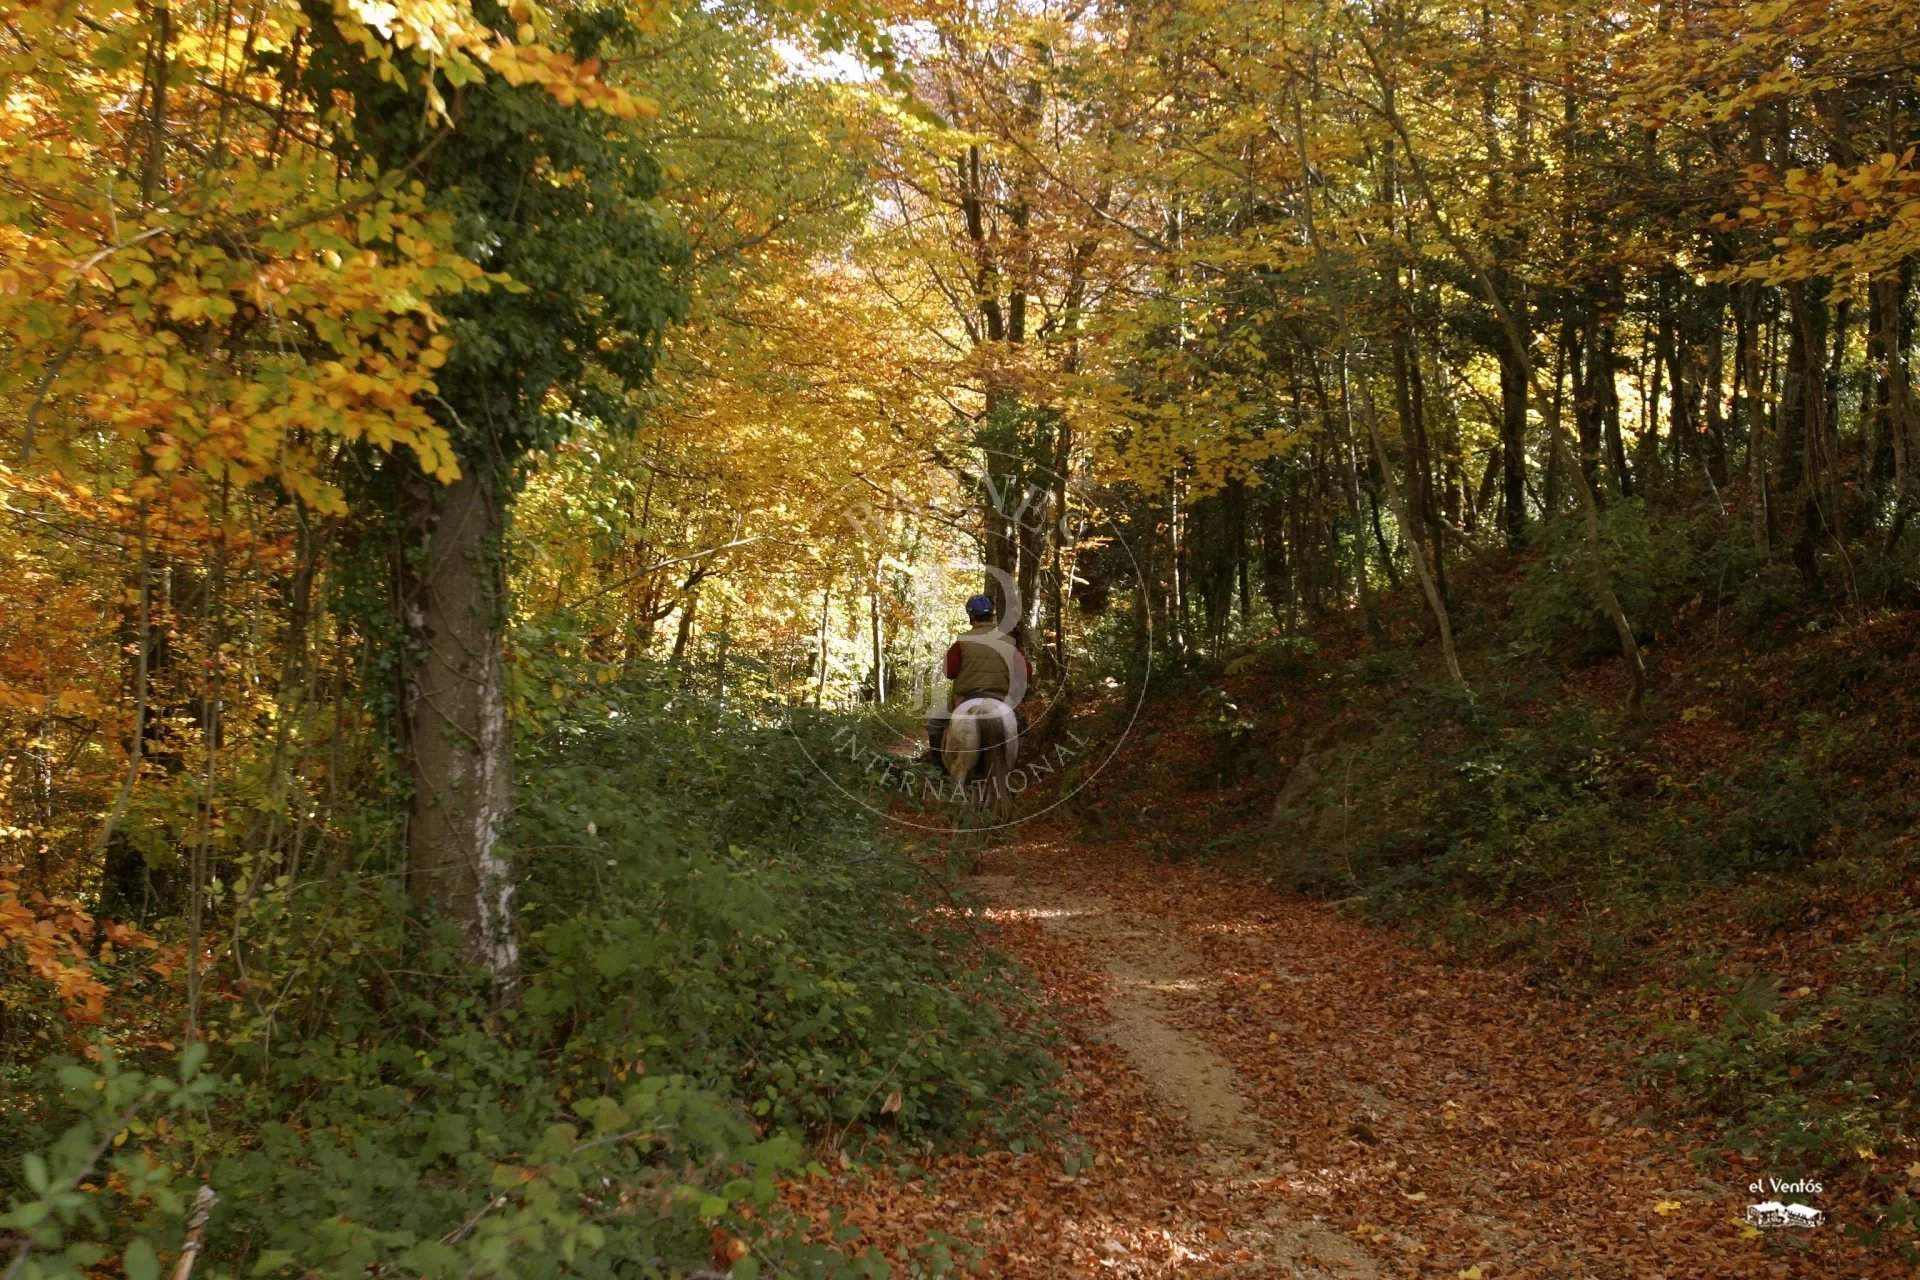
[[785, 818, 1906, 1278]]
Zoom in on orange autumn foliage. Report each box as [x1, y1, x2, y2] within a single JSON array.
[[0, 872, 161, 1024]]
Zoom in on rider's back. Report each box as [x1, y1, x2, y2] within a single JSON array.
[[949, 621, 1014, 698]]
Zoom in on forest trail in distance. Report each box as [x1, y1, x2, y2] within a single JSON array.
[[789, 821, 1901, 1279]]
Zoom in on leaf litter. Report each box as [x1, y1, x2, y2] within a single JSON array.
[[784, 820, 1904, 1277]]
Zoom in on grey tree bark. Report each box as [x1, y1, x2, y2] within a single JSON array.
[[404, 463, 519, 990]]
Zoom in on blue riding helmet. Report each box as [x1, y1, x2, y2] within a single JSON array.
[[965, 594, 996, 622]]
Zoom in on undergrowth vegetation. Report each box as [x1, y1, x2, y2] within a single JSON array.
[[1176, 496, 1920, 1221], [1, 671, 1056, 1279]]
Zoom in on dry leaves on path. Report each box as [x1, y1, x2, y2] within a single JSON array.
[[785, 823, 1907, 1277]]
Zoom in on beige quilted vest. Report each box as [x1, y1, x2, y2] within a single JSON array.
[[951, 622, 1015, 698]]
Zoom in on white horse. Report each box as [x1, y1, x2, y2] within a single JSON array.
[[940, 697, 1020, 822]]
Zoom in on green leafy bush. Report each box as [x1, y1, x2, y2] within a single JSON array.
[[1, 1045, 215, 1280], [1197, 686, 1258, 784], [1643, 910, 1920, 1178], [1511, 500, 1697, 661], [1704, 753, 1828, 869], [515, 682, 1058, 1145], [5, 671, 1054, 1278]]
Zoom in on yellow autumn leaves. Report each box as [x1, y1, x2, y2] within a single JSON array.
[[1, 0, 670, 518], [330, 0, 663, 121]]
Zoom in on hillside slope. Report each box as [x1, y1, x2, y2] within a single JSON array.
[[1058, 537, 1920, 1256]]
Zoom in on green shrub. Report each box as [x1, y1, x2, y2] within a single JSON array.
[[1643, 910, 1920, 1179], [1197, 686, 1258, 784], [1511, 500, 1697, 660], [1690, 517, 1802, 633], [0, 1045, 216, 1280], [1342, 700, 1640, 912], [1705, 753, 1828, 870], [1227, 635, 1319, 682], [5, 671, 1055, 1279], [1347, 645, 1419, 689]]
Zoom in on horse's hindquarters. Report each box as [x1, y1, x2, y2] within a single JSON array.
[[944, 697, 1020, 823]]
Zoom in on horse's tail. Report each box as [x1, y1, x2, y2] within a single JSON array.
[[974, 704, 1007, 767], [945, 700, 1019, 821], [985, 704, 1018, 819], [970, 702, 1018, 820]]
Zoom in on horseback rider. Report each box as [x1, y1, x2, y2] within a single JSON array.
[[921, 593, 1030, 765]]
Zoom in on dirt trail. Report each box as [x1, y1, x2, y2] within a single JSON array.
[[789, 824, 1902, 1277], [971, 872, 1378, 1278]]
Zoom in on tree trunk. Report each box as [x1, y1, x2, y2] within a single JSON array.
[[1567, 316, 1602, 496], [1780, 280, 1827, 589], [1733, 280, 1770, 551], [1543, 335, 1565, 516], [1356, 365, 1467, 695], [1365, 476, 1400, 591], [1826, 295, 1853, 533], [1326, 352, 1382, 635], [983, 443, 1019, 624], [1234, 484, 1253, 627], [1485, 0, 1529, 550], [1637, 293, 1663, 488], [1703, 292, 1730, 489], [1258, 482, 1292, 625], [404, 462, 518, 991], [1498, 343, 1528, 547], [1167, 478, 1189, 662], [1471, 446, 1500, 535], [1392, 320, 1447, 606], [813, 587, 830, 707], [1596, 314, 1631, 498], [1869, 270, 1898, 489], [1015, 478, 1045, 655], [1871, 264, 1915, 546], [869, 590, 885, 703], [670, 587, 699, 666]]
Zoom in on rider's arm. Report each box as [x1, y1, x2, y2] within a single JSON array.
[[944, 642, 962, 679]]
